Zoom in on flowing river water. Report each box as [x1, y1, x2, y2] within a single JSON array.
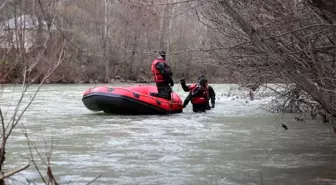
[[0, 84, 335, 185]]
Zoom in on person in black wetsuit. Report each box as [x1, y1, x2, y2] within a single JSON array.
[[149, 51, 174, 100], [182, 78, 211, 112], [180, 75, 216, 110]]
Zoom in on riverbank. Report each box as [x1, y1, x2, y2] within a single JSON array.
[[0, 76, 239, 85]]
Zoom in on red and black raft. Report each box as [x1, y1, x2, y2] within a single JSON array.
[[82, 85, 183, 115]]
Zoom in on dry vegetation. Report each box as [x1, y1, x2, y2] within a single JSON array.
[[194, 0, 335, 122], [1, 0, 221, 84]]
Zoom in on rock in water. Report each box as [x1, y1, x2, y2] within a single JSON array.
[[282, 123, 288, 130]]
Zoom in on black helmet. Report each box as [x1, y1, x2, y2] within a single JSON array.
[[199, 78, 208, 87], [158, 50, 166, 58], [198, 74, 206, 81]]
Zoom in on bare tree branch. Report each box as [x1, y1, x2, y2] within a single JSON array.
[[86, 174, 102, 185], [0, 163, 30, 180]]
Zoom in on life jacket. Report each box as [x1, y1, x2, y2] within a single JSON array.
[[190, 85, 209, 105], [188, 84, 197, 91], [189, 84, 209, 95], [151, 59, 170, 83]]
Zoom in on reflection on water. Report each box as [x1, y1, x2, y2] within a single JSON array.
[[0, 84, 335, 185]]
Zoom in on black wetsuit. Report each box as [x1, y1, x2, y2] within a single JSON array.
[[181, 80, 216, 110], [150, 61, 174, 100], [182, 85, 209, 112]]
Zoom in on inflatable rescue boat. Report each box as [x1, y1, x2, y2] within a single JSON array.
[[82, 85, 183, 114]]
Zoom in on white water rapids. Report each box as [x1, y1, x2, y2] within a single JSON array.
[[0, 84, 335, 185]]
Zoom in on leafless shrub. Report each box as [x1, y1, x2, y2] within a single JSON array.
[[194, 0, 335, 122]]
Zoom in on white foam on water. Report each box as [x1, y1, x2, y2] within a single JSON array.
[[1, 84, 335, 185]]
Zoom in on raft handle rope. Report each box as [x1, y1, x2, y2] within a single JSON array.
[[109, 87, 179, 106], [133, 92, 140, 98]]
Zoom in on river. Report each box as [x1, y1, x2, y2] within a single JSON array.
[[0, 84, 335, 185]]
